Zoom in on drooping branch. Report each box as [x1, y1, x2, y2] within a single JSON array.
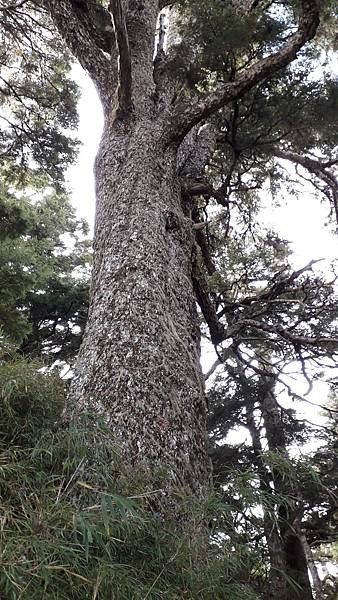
[[43, 0, 114, 110], [196, 277, 338, 350], [273, 147, 338, 224], [217, 259, 324, 318], [170, 0, 320, 141], [109, 0, 132, 114]]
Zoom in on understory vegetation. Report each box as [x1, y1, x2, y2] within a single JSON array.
[[0, 359, 262, 600]]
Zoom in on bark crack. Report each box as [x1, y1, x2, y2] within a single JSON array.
[[109, 0, 133, 114]]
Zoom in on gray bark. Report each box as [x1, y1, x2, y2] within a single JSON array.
[[301, 534, 323, 600], [70, 112, 210, 494], [245, 401, 287, 600]]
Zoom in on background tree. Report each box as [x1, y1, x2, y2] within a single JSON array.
[[206, 223, 338, 599], [0, 182, 90, 361]]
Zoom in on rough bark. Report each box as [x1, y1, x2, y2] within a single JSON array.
[[301, 534, 323, 600], [43, 0, 116, 111], [109, 0, 132, 113], [70, 112, 210, 494]]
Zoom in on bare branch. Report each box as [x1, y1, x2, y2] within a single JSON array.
[[231, 319, 338, 350], [217, 259, 323, 318], [273, 147, 338, 224], [192, 248, 227, 345], [204, 358, 221, 382], [170, 0, 320, 142], [109, 0, 132, 114], [204, 347, 234, 381]]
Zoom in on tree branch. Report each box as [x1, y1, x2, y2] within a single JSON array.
[[170, 0, 320, 142], [217, 259, 323, 318], [109, 0, 132, 114], [177, 123, 218, 178], [273, 147, 338, 224], [230, 319, 338, 350], [192, 248, 227, 345], [159, 0, 176, 9], [43, 0, 114, 111]]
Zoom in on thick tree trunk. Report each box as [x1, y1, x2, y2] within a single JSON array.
[[70, 112, 210, 494], [45, 0, 320, 503]]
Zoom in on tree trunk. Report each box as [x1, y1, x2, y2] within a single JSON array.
[[301, 534, 323, 600], [245, 401, 286, 599], [261, 382, 314, 600], [70, 112, 210, 494]]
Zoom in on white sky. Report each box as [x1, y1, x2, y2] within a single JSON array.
[[67, 64, 104, 230]]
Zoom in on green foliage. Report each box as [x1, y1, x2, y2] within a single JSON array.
[[0, 184, 90, 355], [175, 0, 286, 90], [0, 355, 64, 445], [0, 360, 261, 600], [0, 4, 79, 188]]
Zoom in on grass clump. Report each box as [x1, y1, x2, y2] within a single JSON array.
[[0, 359, 261, 599]]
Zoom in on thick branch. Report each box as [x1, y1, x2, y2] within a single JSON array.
[[170, 0, 320, 141], [109, 0, 132, 114], [177, 123, 218, 178], [273, 147, 338, 224], [43, 0, 114, 110], [192, 248, 227, 345]]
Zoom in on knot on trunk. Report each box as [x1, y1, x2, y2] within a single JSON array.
[[165, 210, 180, 232]]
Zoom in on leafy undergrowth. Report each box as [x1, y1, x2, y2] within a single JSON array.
[[0, 359, 261, 599]]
